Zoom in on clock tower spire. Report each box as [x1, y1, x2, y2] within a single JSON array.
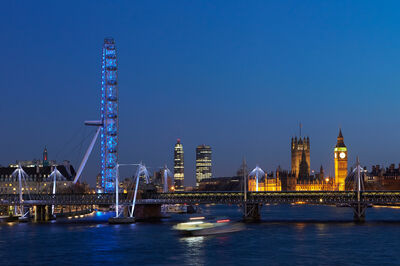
[[334, 128, 348, 191]]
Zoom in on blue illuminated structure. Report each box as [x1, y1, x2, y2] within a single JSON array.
[[101, 38, 118, 193]]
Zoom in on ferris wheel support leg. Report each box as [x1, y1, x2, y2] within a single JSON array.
[[73, 126, 101, 184]]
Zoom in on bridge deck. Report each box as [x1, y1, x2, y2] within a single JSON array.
[[1, 191, 400, 206]]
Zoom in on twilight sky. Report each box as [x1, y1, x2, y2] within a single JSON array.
[[2, 1, 400, 186]]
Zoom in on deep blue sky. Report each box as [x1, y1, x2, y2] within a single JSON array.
[[2, 1, 400, 186]]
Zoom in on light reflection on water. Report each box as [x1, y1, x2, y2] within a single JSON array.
[[180, 236, 205, 265], [1, 205, 400, 265], [295, 222, 306, 231]]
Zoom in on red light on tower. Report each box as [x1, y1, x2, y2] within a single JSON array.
[[43, 147, 48, 160], [43, 147, 49, 166]]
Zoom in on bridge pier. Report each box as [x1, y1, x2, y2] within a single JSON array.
[[134, 204, 162, 221], [352, 203, 367, 223], [243, 203, 261, 222], [34, 205, 53, 222], [123, 206, 129, 217]]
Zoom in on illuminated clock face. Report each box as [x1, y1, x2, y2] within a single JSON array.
[[339, 152, 346, 159]]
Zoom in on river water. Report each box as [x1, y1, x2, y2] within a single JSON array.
[[2, 204, 400, 265]]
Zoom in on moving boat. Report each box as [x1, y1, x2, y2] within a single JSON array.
[[18, 216, 29, 223], [108, 217, 135, 224], [162, 204, 200, 214], [162, 204, 187, 214], [173, 217, 245, 236]]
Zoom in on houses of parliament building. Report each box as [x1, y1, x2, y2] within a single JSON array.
[[246, 129, 348, 192], [286, 129, 348, 191]]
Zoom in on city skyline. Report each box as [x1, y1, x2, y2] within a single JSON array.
[[0, 128, 390, 188], [3, 1, 400, 187], [4, 2, 400, 265]]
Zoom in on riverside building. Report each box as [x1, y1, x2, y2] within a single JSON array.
[[0, 148, 76, 194]]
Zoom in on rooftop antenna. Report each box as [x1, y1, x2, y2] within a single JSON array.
[[299, 122, 302, 137]]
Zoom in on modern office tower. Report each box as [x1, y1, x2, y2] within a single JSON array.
[[174, 139, 184, 191], [291, 136, 310, 177], [196, 144, 212, 187], [334, 129, 348, 191]]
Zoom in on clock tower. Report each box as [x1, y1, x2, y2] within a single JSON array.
[[334, 129, 347, 191]]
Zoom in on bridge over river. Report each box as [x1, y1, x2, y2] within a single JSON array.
[[3, 190, 400, 222], [4, 159, 397, 222]]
